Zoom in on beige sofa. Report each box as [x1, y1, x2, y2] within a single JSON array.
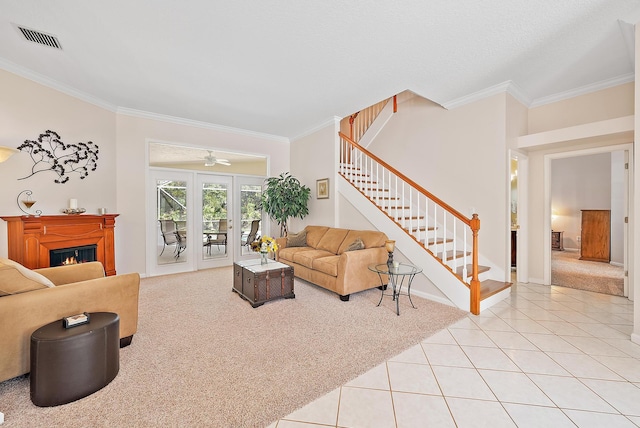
[[0, 259, 140, 382], [276, 226, 389, 301]]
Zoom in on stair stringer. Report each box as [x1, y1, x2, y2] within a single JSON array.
[[338, 176, 472, 311]]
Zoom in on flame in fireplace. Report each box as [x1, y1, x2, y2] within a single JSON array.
[[63, 256, 78, 265]]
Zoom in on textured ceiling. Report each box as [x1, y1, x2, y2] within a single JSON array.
[[1, 1, 639, 139]]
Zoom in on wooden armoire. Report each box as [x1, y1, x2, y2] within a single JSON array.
[[580, 210, 611, 262]]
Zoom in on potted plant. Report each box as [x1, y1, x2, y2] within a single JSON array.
[[261, 172, 311, 237]]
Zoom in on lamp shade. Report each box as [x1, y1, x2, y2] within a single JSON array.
[[0, 146, 18, 163], [384, 240, 395, 253]]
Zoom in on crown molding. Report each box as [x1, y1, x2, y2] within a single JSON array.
[[436, 73, 635, 110], [440, 81, 531, 110], [505, 81, 532, 107], [116, 107, 289, 143], [0, 58, 118, 112], [290, 116, 341, 142], [529, 73, 635, 108]]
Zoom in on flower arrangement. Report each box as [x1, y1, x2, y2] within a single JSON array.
[[251, 236, 279, 253]]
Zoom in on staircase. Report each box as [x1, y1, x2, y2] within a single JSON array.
[[338, 132, 511, 315]]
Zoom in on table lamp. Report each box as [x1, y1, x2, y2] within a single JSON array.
[[385, 240, 395, 268]]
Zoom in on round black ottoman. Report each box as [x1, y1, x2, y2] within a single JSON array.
[[30, 312, 120, 407]]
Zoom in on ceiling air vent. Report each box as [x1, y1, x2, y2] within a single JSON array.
[[17, 25, 62, 49]]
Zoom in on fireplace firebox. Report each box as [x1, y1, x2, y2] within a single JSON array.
[[50, 245, 97, 267]]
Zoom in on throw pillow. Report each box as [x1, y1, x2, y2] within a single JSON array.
[[287, 230, 307, 247], [345, 237, 365, 252], [0, 258, 55, 297]]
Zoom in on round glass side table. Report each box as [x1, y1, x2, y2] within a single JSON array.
[[368, 263, 422, 316]]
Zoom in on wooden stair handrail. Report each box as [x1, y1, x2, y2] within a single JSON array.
[[340, 133, 472, 226]]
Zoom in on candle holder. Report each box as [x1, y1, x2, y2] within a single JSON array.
[[17, 190, 42, 216]]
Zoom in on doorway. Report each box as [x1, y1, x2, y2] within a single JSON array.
[[544, 145, 631, 296], [147, 170, 267, 276], [145, 142, 269, 277]]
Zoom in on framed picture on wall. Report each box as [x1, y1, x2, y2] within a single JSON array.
[[316, 178, 329, 199]]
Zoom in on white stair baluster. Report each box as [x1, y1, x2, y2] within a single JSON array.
[[463, 226, 468, 282], [452, 220, 457, 271], [376, 162, 379, 205], [416, 193, 420, 243]]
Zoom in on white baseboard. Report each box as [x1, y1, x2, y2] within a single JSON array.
[[410, 289, 457, 308], [528, 277, 545, 286], [632, 333, 640, 346]]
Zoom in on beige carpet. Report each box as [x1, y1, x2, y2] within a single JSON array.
[[551, 250, 624, 296], [0, 266, 467, 427]]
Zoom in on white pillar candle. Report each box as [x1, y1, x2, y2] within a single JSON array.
[[69, 199, 78, 209]]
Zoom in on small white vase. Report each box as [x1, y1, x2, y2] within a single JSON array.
[[260, 251, 268, 265]]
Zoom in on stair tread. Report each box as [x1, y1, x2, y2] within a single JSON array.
[[480, 280, 512, 300], [455, 264, 491, 278], [436, 250, 471, 261], [404, 226, 436, 232], [427, 237, 453, 245]]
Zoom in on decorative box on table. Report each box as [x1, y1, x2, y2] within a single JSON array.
[[233, 259, 294, 307]]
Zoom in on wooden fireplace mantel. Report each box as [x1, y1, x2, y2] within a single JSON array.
[[1, 214, 119, 276]]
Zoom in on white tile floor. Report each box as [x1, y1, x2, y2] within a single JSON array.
[[269, 282, 640, 428]]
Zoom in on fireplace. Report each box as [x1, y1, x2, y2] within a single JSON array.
[[1, 214, 119, 276], [50, 244, 97, 267]]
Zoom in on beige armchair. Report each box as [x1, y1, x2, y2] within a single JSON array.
[[0, 259, 140, 382]]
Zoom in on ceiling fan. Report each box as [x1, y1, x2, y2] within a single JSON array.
[[204, 151, 231, 167]]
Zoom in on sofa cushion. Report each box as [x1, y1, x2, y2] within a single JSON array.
[[316, 228, 349, 254], [0, 258, 55, 296], [293, 249, 335, 269], [337, 230, 388, 254], [344, 237, 365, 252], [278, 246, 314, 263], [286, 230, 307, 247], [304, 226, 330, 248], [313, 256, 340, 277]]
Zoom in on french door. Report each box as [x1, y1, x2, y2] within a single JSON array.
[[197, 175, 233, 270], [148, 169, 194, 276], [147, 169, 265, 276]]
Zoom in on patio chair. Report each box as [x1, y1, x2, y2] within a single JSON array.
[[242, 220, 260, 247], [159, 220, 186, 259], [205, 219, 227, 255]]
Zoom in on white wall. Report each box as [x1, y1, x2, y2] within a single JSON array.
[[0, 69, 117, 256], [288, 120, 339, 232], [633, 21, 640, 343], [529, 82, 634, 134]]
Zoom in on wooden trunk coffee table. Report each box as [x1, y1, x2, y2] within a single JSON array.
[[233, 259, 294, 307]]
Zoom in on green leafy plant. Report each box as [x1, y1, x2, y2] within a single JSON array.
[[261, 172, 311, 237]]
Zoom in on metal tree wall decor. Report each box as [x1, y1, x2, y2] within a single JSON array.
[[17, 130, 99, 184]]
